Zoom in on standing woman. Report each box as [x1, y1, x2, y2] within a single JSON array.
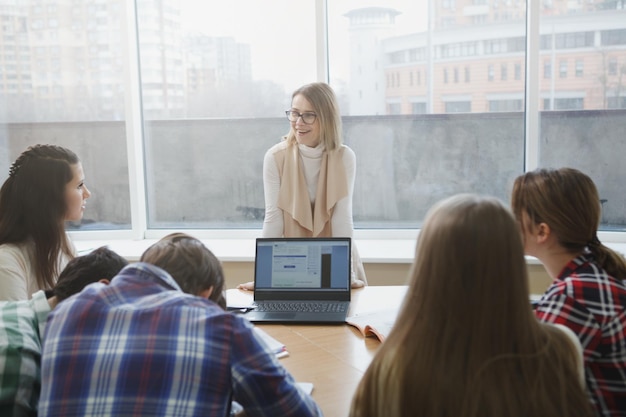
[[240, 82, 366, 289], [511, 167, 626, 416], [0, 144, 91, 301], [350, 194, 593, 417]]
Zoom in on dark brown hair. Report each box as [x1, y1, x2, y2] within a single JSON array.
[[511, 167, 626, 279], [53, 246, 128, 301], [140, 233, 226, 309], [350, 194, 593, 417], [0, 144, 79, 290]]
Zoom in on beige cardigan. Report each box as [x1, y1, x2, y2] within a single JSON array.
[[272, 142, 367, 286], [275, 142, 348, 237]]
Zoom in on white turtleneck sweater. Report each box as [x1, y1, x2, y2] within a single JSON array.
[[262, 140, 356, 238]]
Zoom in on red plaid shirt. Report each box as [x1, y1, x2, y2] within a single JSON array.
[[535, 253, 626, 417]]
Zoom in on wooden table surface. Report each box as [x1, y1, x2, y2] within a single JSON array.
[[227, 286, 408, 417]]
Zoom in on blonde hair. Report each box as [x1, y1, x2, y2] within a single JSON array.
[[350, 194, 593, 417], [284, 82, 342, 151], [511, 167, 626, 279]]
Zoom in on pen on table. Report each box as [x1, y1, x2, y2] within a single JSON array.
[[227, 306, 257, 314]]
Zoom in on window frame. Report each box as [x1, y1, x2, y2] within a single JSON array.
[[68, 0, 626, 246]]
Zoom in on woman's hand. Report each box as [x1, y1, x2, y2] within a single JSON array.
[[236, 281, 254, 291]]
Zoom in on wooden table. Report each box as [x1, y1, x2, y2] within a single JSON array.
[[227, 286, 408, 417]]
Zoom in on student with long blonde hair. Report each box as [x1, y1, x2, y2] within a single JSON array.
[[512, 167, 626, 416], [350, 194, 593, 417]]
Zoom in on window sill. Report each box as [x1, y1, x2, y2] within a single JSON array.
[[73, 238, 418, 263], [71, 238, 626, 266]]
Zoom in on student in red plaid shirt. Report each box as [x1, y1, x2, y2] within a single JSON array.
[[512, 167, 626, 417]]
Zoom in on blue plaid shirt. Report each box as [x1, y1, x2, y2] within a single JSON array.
[[38, 263, 322, 417]]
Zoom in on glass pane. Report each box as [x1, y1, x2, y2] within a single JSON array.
[[328, 1, 526, 227], [538, 5, 626, 231], [139, 0, 316, 228], [0, 1, 131, 230]]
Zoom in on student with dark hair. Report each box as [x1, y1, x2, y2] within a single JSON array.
[[140, 232, 226, 309], [0, 247, 127, 416], [39, 233, 321, 417], [51, 246, 129, 301], [0, 144, 91, 301], [511, 167, 626, 416], [350, 194, 592, 417]]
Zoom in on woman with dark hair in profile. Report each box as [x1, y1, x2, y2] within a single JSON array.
[[0, 144, 91, 301], [350, 194, 593, 417], [511, 167, 626, 416]]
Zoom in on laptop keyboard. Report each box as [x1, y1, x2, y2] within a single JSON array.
[[254, 301, 347, 313]]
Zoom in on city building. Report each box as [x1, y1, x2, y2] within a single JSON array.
[[345, 1, 626, 115]]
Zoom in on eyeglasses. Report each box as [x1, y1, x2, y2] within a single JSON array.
[[285, 110, 317, 124]]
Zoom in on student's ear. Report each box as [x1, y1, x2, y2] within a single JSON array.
[[536, 222, 551, 244], [198, 286, 214, 300], [98, 278, 111, 285]]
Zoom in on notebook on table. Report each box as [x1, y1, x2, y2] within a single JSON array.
[[243, 237, 352, 324]]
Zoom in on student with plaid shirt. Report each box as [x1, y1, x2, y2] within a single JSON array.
[[0, 247, 127, 416], [512, 167, 626, 417], [38, 233, 322, 417]]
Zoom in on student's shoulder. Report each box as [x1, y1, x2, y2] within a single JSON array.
[[540, 274, 611, 317], [0, 242, 31, 260], [544, 276, 588, 301], [0, 244, 33, 300], [559, 269, 611, 295]]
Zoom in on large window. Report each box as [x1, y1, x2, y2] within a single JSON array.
[[538, 7, 626, 232], [0, 0, 131, 231], [329, 1, 524, 225], [1, 0, 625, 239], [138, 0, 317, 229]]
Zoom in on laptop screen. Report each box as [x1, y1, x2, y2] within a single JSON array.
[[254, 237, 351, 300]]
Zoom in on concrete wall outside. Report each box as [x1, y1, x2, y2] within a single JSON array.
[[4, 110, 625, 231]]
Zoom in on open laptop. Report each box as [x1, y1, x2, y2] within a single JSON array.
[[243, 237, 351, 324]]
